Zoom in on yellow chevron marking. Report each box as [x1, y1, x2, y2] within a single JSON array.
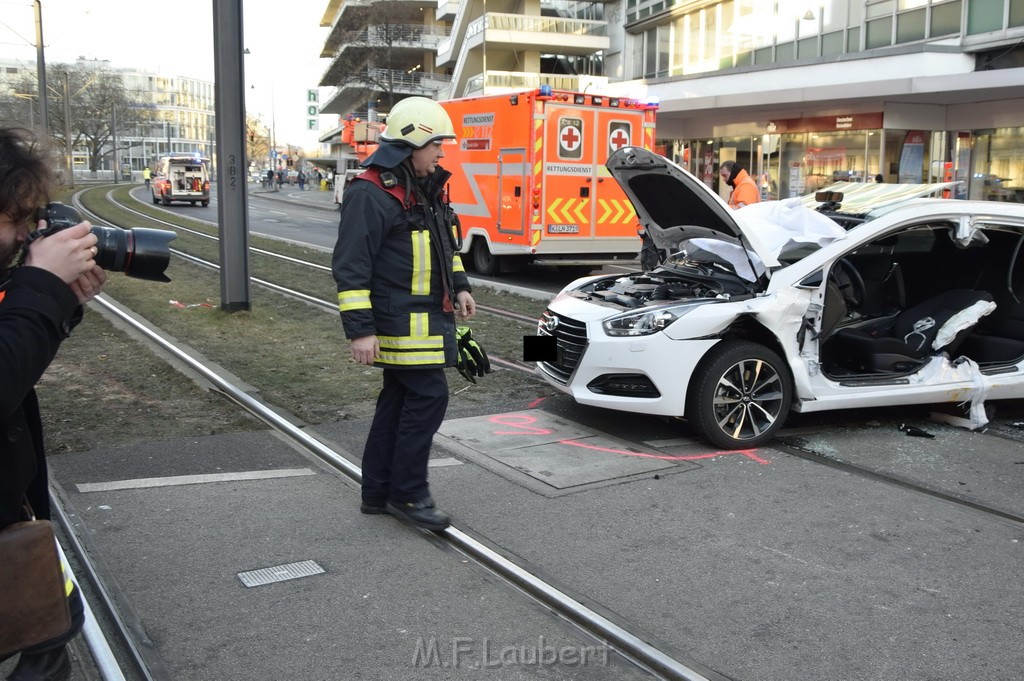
[[598, 199, 612, 223], [611, 200, 626, 223], [547, 197, 563, 222], [560, 198, 576, 223], [574, 199, 588, 223], [531, 229, 542, 246], [625, 200, 637, 221]]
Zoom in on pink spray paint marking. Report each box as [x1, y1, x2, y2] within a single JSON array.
[[486, 413, 769, 464]]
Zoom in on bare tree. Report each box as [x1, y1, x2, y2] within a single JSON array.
[[46, 61, 156, 172], [246, 114, 270, 166], [0, 74, 39, 126]]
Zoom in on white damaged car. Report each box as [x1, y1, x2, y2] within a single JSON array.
[[535, 146, 1024, 449]]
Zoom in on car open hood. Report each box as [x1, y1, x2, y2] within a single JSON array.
[[606, 147, 778, 278]]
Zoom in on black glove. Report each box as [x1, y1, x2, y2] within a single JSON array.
[[455, 326, 491, 383]]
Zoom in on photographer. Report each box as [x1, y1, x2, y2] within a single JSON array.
[[1, 124, 106, 681]]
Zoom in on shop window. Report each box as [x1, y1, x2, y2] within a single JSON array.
[[754, 46, 773, 64], [822, 30, 844, 55], [866, 16, 894, 48], [775, 40, 795, 62], [896, 8, 927, 42], [967, 0, 1005, 34], [931, 1, 963, 35]]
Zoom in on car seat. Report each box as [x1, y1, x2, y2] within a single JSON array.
[[830, 289, 994, 372]]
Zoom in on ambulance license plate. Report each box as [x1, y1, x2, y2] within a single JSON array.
[[548, 224, 579, 234]]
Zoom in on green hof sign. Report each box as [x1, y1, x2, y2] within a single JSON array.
[[307, 89, 319, 131]]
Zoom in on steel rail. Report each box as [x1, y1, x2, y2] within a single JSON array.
[[89, 291, 713, 681], [78, 190, 540, 375], [50, 539, 127, 681], [97, 188, 544, 326], [49, 491, 160, 680]]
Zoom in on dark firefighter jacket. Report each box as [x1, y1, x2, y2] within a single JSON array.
[[332, 164, 470, 368], [0, 266, 82, 528]]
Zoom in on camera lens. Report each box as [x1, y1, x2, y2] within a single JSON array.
[[91, 225, 176, 282]]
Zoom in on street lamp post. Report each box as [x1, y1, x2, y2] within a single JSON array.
[[34, 0, 48, 135]]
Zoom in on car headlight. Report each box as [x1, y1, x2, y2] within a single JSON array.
[[603, 301, 717, 337]]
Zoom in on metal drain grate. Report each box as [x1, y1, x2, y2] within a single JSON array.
[[237, 560, 325, 588]]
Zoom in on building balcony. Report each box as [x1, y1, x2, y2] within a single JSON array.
[[457, 70, 609, 98], [322, 1, 439, 55], [320, 24, 450, 84], [320, 68, 453, 115], [463, 13, 609, 55], [436, 0, 458, 22]]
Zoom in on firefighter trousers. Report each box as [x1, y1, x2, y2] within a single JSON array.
[[361, 367, 449, 505]]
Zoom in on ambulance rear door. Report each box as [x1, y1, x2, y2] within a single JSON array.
[[541, 103, 643, 249], [497, 148, 528, 238]]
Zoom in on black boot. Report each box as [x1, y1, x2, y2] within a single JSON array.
[[386, 497, 450, 531], [7, 646, 71, 681]]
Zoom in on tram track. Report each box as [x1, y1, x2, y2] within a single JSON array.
[[50, 185, 1024, 680], [81, 184, 1024, 529], [52, 187, 721, 680]]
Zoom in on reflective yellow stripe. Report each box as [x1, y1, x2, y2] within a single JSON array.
[[61, 559, 73, 596], [453, 254, 465, 273], [411, 231, 430, 295], [338, 289, 371, 311], [378, 333, 446, 365], [410, 313, 428, 337], [377, 349, 446, 365], [378, 334, 443, 350]]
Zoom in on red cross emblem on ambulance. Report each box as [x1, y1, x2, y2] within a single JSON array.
[[558, 117, 583, 159], [608, 122, 632, 157]]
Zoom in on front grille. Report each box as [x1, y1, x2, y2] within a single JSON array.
[[537, 310, 588, 384]]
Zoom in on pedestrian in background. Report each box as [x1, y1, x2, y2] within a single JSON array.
[[142, 166, 151, 189], [720, 160, 760, 209], [332, 97, 478, 531], [875, 173, 885, 183], [0, 124, 107, 681], [297, 170, 306, 191]]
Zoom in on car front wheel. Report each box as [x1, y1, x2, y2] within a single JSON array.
[[687, 340, 792, 449]]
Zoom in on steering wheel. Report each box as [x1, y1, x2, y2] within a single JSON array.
[[830, 258, 866, 310]]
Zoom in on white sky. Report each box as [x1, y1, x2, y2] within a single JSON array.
[[0, 0, 332, 147]]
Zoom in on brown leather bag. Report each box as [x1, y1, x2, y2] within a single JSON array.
[[0, 517, 72, 659]]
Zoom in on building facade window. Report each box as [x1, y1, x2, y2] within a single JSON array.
[[628, 0, 972, 79]]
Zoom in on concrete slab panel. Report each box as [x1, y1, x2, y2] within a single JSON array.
[[439, 410, 596, 451], [480, 436, 678, 489], [438, 411, 702, 491]]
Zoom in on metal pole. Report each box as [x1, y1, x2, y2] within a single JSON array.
[[112, 107, 118, 184], [34, 0, 48, 136], [212, 0, 252, 311], [63, 72, 73, 188]]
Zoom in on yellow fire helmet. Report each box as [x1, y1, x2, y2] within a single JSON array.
[[380, 97, 456, 149]]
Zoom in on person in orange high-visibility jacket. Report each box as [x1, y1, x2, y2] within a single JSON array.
[[720, 160, 761, 209], [332, 97, 476, 531]]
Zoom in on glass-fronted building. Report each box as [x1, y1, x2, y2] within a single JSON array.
[[623, 0, 1024, 202]]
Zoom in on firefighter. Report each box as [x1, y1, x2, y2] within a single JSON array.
[[332, 97, 486, 531]]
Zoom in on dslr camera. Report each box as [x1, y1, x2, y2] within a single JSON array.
[[31, 202, 176, 282]]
